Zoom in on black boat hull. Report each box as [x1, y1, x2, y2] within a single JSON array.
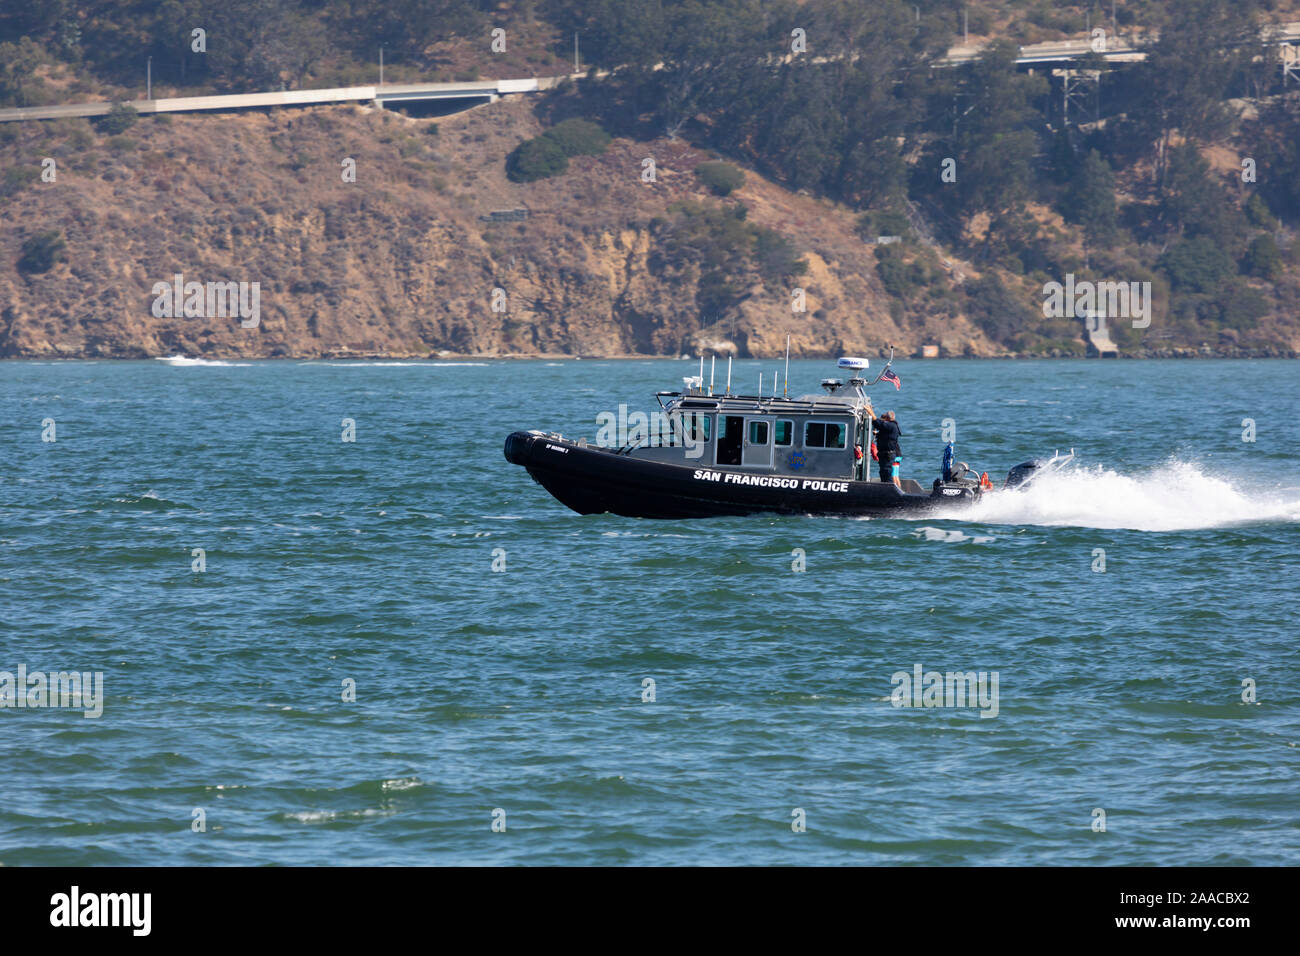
[[504, 431, 979, 519]]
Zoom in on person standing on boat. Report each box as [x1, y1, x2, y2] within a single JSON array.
[[868, 406, 902, 484]]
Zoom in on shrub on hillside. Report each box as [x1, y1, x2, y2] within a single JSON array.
[[963, 274, 1037, 343], [94, 102, 138, 135], [545, 118, 610, 156], [505, 119, 611, 183], [1215, 281, 1269, 329], [754, 227, 806, 277], [874, 244, 915, 300], [66, 121, 95, 151], [1, 165, 38, 197], [652, 200, 807, 318], [695, 162, 745, 196], [18, 231, 66, 274], [506, 135, 569, 182], [856, 209, 911, 242]]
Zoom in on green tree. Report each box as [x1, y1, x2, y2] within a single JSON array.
[[1064, 149, 1117, 257], [1131, 0, 1261, 187], [0, 37, 49, 107], [1158, 147, 1248, 255], [1243, 94, 1300, 223], [915, 39, 1046, 257], [330, 0, 483, 63], [1158, 236, 1236, 293], [1241, 234, 1281, 280], [187, 0, 338, 91], [1244, 192, 1277, 230], [559, 0, 667, 71]]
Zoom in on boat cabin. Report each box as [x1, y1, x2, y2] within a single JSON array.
[[616, 361, 923, 492]]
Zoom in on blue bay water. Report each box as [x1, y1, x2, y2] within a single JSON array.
[[1, 357, 1298, 865]]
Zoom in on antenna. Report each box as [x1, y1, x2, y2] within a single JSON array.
[[726, 355, 732, 395], [709, 355, 715, 396], [784, 334, 790, 398], [772, 369, 777, 398], [697, 356, 703, 394], [759, 371, 763, 397]]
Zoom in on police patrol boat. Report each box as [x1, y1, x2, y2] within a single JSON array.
[[503, 352, 1061, 519]]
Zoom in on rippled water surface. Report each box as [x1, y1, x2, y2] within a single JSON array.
[[2, 358, 1298, 865]]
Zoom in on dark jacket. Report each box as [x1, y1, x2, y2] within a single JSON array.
[[872, 417, 901, 456]]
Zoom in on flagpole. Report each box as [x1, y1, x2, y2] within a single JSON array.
[[869, 344, 896, 386]]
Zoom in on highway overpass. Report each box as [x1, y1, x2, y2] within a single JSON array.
[[0, 75, 577, 125], [947, 20, 1300, 67]]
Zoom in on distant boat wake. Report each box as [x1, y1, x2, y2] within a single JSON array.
[[157, 356, 490, 367], [302, 361, 491, 367], [156, 355, 249, 367], [962, 459, 1300, 531]]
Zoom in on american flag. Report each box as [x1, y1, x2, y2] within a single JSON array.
[[881, 367, 901, 390]]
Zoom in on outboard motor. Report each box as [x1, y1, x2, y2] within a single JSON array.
[[931, 444, 982, 500], [1005, 459, 1044, 489]]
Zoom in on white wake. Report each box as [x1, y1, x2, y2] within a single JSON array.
[[301, 361, 490, 367], [965, 459, 1300, 531], [155, 355, 249, 366]]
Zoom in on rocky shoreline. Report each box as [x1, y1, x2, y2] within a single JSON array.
[[6, 346, 1298, 361]]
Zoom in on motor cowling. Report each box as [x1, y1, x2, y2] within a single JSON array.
[[1004, 459, 1043, 489]]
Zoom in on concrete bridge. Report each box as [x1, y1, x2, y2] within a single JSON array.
[[0, 75, 576, 124], [941, 20, 1300, 67]]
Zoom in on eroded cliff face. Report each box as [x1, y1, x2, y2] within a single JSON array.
[[0, 96, 994, 359]]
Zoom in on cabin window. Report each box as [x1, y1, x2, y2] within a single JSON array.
[[804, 420, 847, 449], [748, 420, 769, 445], [682, 412, 711, 442], [774, 420, 792, 446]]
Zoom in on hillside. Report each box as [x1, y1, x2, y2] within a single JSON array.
[[0, 97, 1001, 359], [3, 0, 1300, 359]]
